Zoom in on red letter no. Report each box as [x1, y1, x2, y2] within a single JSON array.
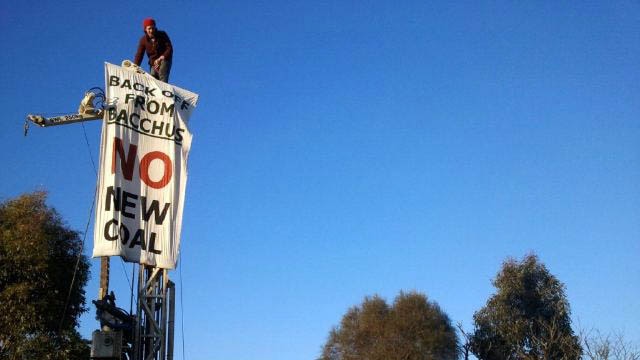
[[140, 151, 173, 189], [112, 137, 173, 189], [112, 138, 136, 180]]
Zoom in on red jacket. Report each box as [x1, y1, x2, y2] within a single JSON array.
[[134, 30, 173, 66]]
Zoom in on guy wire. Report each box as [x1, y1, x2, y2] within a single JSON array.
[[59, 116, 100, 332], [59, 182, 97, 332], [79, 89, 134, 298]]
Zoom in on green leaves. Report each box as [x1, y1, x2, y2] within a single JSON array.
[[470, 254, 582, 360], [0, 191, 90, 359], [320, 292, 459, 360]]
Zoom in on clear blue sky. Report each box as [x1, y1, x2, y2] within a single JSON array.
[[2, 1, 639, 359]]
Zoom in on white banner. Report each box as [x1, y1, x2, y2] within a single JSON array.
[[92, 62, 198, 269]]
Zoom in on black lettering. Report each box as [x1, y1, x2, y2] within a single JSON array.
[[125, 93, 136, 104], [129, 113, 140, 129], [141, 197, 171, 224], [140, 118, 151, 132], [105, 186, 121, 211], [147, 100, 160, 114], [109, 76, 120, 87], [165, 124, 176, 138], [116, 109, 127, 123], [176, 128, 184, 143], [161, 102, 174, 117], [119, 224, 130, 245], [145, 87, 156, 97], [122, 191, 138, 219], [121, 79, 132, 90], [133, 82, 144, 91], [134, 96, 146, 111], [104, 219, 119, 241], [129, 229, 147, 250], [151, 120, 163, 135], [148, 232, 161, 254]]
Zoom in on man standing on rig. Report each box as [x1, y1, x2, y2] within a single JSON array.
[[134, 18, 173, 82]]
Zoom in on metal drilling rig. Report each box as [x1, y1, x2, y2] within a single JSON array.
[[26, 61, 198, 360]]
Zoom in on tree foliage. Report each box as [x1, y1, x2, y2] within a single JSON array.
[[581, 329, 640, 360], [0, 191, 90, 359], [470, 254, 581, 360], [320, 291, 459, 360]]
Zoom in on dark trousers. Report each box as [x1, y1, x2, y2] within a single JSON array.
[[150, 59, 172, 83]]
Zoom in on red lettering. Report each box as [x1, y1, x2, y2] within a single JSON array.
[[112, 137, 136, 180], [110, 137, 173, 189], [140, 151, 173, 189]]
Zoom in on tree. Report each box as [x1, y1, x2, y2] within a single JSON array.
[[0, 191, 90, 359], [470, 254, 582, 360], [581, 329, 640, 360], [320, 291, 459, 360]]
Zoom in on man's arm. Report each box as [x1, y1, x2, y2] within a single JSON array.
[[134, 37, 146, 66], [160, 32, 173, 61]]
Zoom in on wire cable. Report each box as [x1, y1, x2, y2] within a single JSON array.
[[81, 123, 98, 176], [59, 183, 97, 332], [58, 86, 105, 331], [130, 263, 136, 316], [119, 257, 133, 295], [78, 87, 135, 315]]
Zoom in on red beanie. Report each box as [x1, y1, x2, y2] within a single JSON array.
[[142, 18, 156, 29]]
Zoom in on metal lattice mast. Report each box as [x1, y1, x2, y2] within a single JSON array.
[[134, 266, 175, 360]]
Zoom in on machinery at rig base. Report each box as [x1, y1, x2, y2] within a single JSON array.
[[90, 271, 176, 360], [92, 292, 134, 358]]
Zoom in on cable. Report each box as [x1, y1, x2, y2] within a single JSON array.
[[81, 111, 138, 326], [55, 86, 107, 332], [79, 90, 136, 317], [119, 257, 132, 294], [81, 122, 98, 176], [130, 263, 136, 316], [59, 183, 97, 332]]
